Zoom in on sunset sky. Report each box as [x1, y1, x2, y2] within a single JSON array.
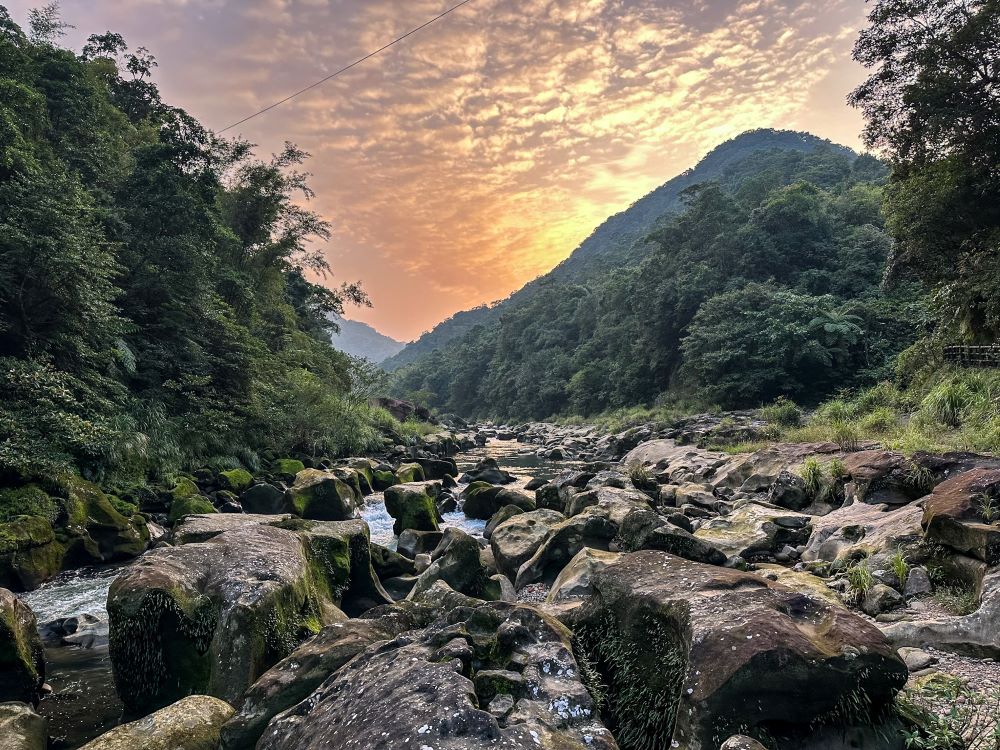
[[7, 0, 869, 341]]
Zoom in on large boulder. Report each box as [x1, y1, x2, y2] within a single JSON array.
[[79, 695, 234, 750], [802, 502, 923, 565], [409, 528, 503, 601], [256, 603, 617, 750], [383, 481, 441, 534], [239, 483, 288, 515], [461, 482, 535, 520], [572, 552, 907, 750], [921, 468, 1000, 564], [220, 605, 432, 749], [108, 519, 389, 711], [0, 589, 44, 704], [489, 509, 564, 580], [693, 502, 811, 561], [284, 469, 360, 521], [0, 516, 63, 591], [0, 702, 47, 750], [461, 457, 515, 485], [546, 547, 620, 602], [616, 508, 727, 566]]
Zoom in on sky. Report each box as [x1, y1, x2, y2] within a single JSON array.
[[5, 0, 869, 341]]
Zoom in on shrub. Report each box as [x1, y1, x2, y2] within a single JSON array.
[[898, 673, 1000, 750], [920, 381, 973, 427], [832, 420, 861, 451], [760, 397, 802, 427], [889, 548, 910, 589], [975, 493, 998, 524], [859, 406, 899, 433], [846, 559, 874, 598]]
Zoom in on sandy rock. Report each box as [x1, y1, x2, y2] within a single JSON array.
[[802, 502, 923, 564], [694, 502, 811, 561], [546, 548, 620, 602], [79, 695, 234, 750], [489, 509, 564, 580], [922, 468, 1000, 564]]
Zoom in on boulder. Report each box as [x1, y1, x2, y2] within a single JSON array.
[[489, 509, 564, 580], [414, 457, 459, 480], [694, 502, 811, 561], [721, 737, 770, 750], [616, 508, 726, 566], [394, 462, 425, 484], [861, 583, 904, 616], [535, 482, 563, 511], [396, 528, 443, 558], [0, 516, 63, 591], [921, 468, 1000, 564], [171, 513, 293, 545], [79, 695, 234, 750], [108, 519, 389, 710], [0, 589, 44, 704], [0, 702, 47, 750], [546, 547, 621, 602], [802, 502, 923, 565], [483, 505, 524, 539], [256, 603, 617, 750], [239, 483, 288, 515], [284, 469, 360, 521], [753, 564, 843, 606], [572, 551, 907, 750], [461, 457, 514, 485], [220, 607, 431, 749], [383, 481, 441, 534], [766, 470, 808, 511], [461, 482, 535, 520], [270, 459, 305, 480], [409, 528, 502, 601], [217, 469, 253, 493]]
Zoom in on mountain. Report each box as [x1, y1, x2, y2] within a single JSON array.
[[328, 314, 405, 362], [382, 129, 852, 371]]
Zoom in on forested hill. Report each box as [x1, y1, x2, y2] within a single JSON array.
[[328, 314, 404, 363], [381, 129, 850, 371], [391, 137, 928, 418]]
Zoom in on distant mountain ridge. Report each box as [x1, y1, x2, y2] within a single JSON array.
[[328, 314, 405, 362], [382, 129, 851, 371]]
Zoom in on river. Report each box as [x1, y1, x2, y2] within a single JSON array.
[[15, 438, 575, 748]]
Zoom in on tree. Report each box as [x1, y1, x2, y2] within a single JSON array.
[[850, 0, 1000, 340]]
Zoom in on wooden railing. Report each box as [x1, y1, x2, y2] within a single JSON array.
[[943, 345, 1000, 367]]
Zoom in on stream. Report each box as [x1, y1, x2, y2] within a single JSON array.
[[14, 439, 577, 748]]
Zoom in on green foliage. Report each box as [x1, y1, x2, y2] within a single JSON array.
[[897, 674, 1000, 750], [888, 548, 909, 589], [0, 17, 387, 481], [760, 397, 802, 426], [846, 558, 875, 598], [0, 484, 57, 523], [975, 493, 998, 524]]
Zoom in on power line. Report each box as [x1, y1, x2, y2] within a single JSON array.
[[218, 0, 478, 133]]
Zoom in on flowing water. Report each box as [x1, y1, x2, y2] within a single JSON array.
[[15, 438, 576, 748]]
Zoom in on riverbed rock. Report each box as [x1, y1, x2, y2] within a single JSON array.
[[79, 695, 234, 750], [397, 528, 443, 558], [170, 512, 294, 545], [0, 589, 44, 704], [220, 606, 432, 749], [693, 502, 811, 561], [546, 547, 620, 602], [571, 551, 907, 750], [461, 482, 535, 520], [255, 603, 617, 750], [862, 583, 905, 616], [921, 468, 1000, 564], [483, 505, 524, 539], [284, 469, 361, 521], [489, 509, 564, 580], [802, 502, 923, 565], [0, 517, 63, 591], [394, 462, 425, 484], [239, 483, 287, 515], [615, 508, 727, 565], [409, 528, 503, 601], [753, 564, 843, 606], [383, 481, 441, 534], [108, 519, 388, 710], [0, 702, 47, 750], [461, 457, 515, 485]]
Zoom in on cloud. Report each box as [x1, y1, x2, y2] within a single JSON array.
[[5, 0, 867, 340]]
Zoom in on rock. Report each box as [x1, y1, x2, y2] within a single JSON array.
[[0, 702, 47, 750], [284, 469, 360, 521], [461, 457, 515, 485], [170, 513, 294, 545], [394, 462, 426, 484], [572, 552, 907, 750], [217, 469, 253, 493], [841, 450, 941, 505], [383, 481, 441, 534], [239, 483, 287, 515], [271, 459, 305, 480], [409, 528, 503, 601], [546, 547, 620, 602], [616, 508, 727, 565], [720, 737, 770, 750], [524, 477, 547, 491], [880, 567, 1000, 658], [108, 519, 388, 710], [369, 544, 416, 580], [922, 468, 1000, 564], [483, 505, 524, 539], [754, 564, 843, 606], [79, 695, 234, 750], [489, 509, 564, 580], [767, 470, 808, 511], [862, 583, 905, 616], [0, 516, 63, 591], [414, 457, 458, 480], [461, 482, 535, 520], [255, 603, 616, 750], [220, 607, 431, 749], [694, 502, 811, 561], [535, 482, 563, 511], [674, 483, 719, 510], [802, 502, 923, 565], [396, 528, 443, 558], [0, 588, 44, 704], [897, 647, 935, 672], [904, 566, 933, 598]]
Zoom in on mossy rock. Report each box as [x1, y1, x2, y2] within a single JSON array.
[[285, 470, 359, 521], [395, 463, 425, 484], [168, 496, 217, 524], [271, 459, 306, 478], [0, 517, 65, 591], [0, 486, 58, 524], [77, 694, 234, 750], [109, 495, 139, 518], [0, 586, 45, 703], [171, 477, 200, 501], [384, 483, 440, 535], [218, 469, 253, 493], [372, 469, 397, 491]]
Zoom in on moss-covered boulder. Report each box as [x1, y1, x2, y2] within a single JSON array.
[[0, 517, 64, 591], [0, 588, 45, 704], [284, 469, 359, 521], [270, 459, 305, 480], [383, 481, 441, 535], [0, 486, 58, 524], [408, 528, 502, 601], [461, 482, 535, 520], [167, 495, 217, 524], [394, 462, 425, 484], [255, 603, 616, 750], [238, 483, 287, 515], [108, 518, 388, 711], [79, 695, 234, 750], [489, 509, 564, 580], [572, 551, 907, 750], [60, 476, 150, 562], [371, 467, 397, 491], [0, 702, 47, 750], [693, 502, 812, 561], [217, 469, 253, 493]]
